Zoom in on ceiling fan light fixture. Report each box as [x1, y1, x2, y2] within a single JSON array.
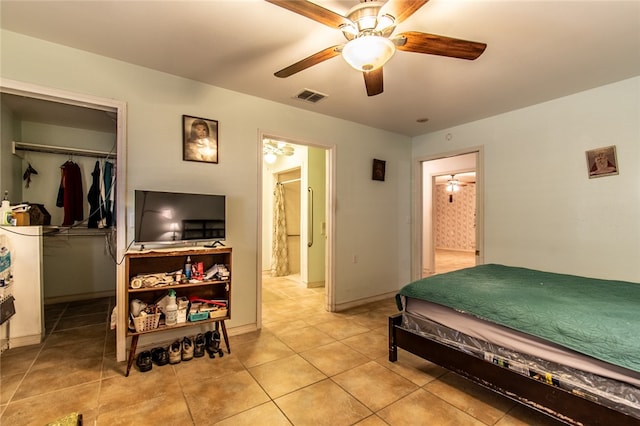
[[342, 35, 395, 72], [357, 15, 377, 31], [264, 152, 277, 164], [375, 14, 395, 32], [340, 23, 358, 37], [446, 176, 461, 193], [446, 182, 460, 192], [263, 139, 295, 163]]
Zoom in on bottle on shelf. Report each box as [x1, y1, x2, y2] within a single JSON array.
[[165, 289, 178, 326], [185, 256, 192, 280], [0, 191, 11, 226]]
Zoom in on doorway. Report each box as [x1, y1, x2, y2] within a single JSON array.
[[0, 78, 128, 360], [259, 136, 332, 326], [433, 171, 477, 274], [418, 150, 483, 277]]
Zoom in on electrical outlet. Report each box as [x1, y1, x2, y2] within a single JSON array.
[[352, 255, 358, 264]]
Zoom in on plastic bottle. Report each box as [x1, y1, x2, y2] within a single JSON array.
[[184, 256, 192, 280], [0, 191, 11, 226], [165, 289, 178, 326]]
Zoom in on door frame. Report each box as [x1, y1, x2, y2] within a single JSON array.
[[256, 131, 335, 329], [0, 78, 128, 360], [412, 146, 484, 280]]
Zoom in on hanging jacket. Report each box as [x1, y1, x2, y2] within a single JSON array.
[[103, 161, 114, 227], [87, 160, 105, 228], [59, 161, 84, 226]]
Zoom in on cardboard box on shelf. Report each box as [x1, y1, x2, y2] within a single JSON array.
[[177, 308, 187, 323], [14, 212, 30, 226]]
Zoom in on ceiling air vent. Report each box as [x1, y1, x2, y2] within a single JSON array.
[[293, 89, 327, 104]]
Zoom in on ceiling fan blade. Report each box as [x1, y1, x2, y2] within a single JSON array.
[[274, 45, 343, 78], [265, 0, 351, 29], [379, 0, 429, 25], [395, 31, 486, 60], [363, 68, 384, 97]]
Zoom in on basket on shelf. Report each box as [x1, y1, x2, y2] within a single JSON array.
[[188, 311, 209, 322], [132, 313, 161, 333], [209, 308, 228, 319]]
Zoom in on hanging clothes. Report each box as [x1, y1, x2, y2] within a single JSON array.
[[57, 160, 84, 226], [103, 161, 115, 227], [270, 183, 290, 277], [23, 163, 38, 188], [87, 160, 105, 228]]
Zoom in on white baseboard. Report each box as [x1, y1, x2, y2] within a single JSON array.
[[44, 290, 115, 305], [8, 334, 43, 349], [334, 291, 398, 312], [306, 281, 325, 289]]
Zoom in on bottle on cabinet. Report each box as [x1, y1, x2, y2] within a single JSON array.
[[184, 256, 192, 280], [0, 191, 11, 226], [165, 289, 178, 326]]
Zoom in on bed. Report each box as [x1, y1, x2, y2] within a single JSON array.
[[388, 264, 640, 425]]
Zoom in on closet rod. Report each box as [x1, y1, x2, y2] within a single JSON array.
[[278, 178, 301, 185], [12, 141, 114, 159]]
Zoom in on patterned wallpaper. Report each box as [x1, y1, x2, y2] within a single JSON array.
[[434, 183, 476, 251]]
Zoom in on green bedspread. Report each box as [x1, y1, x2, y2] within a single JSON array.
[[397, 264, 640, 373]]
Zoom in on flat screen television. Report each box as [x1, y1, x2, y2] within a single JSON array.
[[134, 190, 226, 246]]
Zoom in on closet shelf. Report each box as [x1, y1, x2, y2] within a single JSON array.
[[12, 141, 114, 159], [42, 226, 114, 237]]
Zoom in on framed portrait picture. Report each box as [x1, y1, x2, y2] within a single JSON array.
[[183, 115, 218, 164], [372, 159, 386, 181], [586, 145, 618, 178]]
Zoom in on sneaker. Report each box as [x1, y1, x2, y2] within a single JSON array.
[[182, 336, 194, 361], [194, 333, 206, 358], [205, 330, 221, 358], [169, 340, 182, 364], [151, 347, 169, 366], [136, 350, 152, 372]]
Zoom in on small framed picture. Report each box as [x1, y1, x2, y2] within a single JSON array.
[[586, 145, 618, 178], [183, 115, 218, 163], [372, 159, 386, 181]]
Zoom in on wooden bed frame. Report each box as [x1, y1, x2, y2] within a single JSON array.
[[389, 313, 640, 426]]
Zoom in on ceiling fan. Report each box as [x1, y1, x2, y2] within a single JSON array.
[[444, 174, 473, 202], [266, 0, 487, 96]]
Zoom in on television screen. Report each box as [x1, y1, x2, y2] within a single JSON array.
[[134, 190, 225, 245]]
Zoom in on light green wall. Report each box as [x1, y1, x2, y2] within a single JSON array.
[[307, 146, 325, 285], [1, 30, 413, 328], [0, 101, 21, 203], [0, 102, 14, 200], [413, 77, 640, 282]]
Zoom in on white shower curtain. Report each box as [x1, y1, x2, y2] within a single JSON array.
[[271, 183, 290, 276]]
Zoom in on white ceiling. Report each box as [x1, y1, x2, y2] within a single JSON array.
[[1, 0, 639, 137], [435, 171, 475, 184]]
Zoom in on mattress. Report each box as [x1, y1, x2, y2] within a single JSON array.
[[397, 264, 640, 374], [399, 302, 640, 419], [401, 297, 640, 388]]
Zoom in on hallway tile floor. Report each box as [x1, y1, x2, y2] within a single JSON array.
[[0, 276, 563, 425]]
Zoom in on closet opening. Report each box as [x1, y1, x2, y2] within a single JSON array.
[[0, 81, 127, 358]]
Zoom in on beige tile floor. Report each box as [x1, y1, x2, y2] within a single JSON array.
[[434, 249, 476, 275], [0, 272, 564, 425]]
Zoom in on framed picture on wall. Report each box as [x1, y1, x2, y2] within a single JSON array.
[[372, 159, 386, 181], [183, 115, 218, 164], [586, 145, 618, 178]]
